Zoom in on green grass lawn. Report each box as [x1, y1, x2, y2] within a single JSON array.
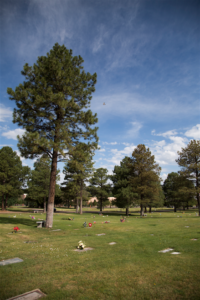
[[0, 210, 199, 300]]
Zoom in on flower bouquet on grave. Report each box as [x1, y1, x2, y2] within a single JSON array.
[[13, 226, 20, 233], [120, 219, 125, 222], [105, 221, 110, 223], [83, 221, 87, 227], [77, 241, 86, 250]]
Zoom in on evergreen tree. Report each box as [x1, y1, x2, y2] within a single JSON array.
[[111, 157, 137, 215], [88, 168, 110, 212], [176, 140, 200, 216], [129, 144, 162, 216], [0, 147, 30, 210], [27, 156, 60, 212], [62, 143, 94, 214], [7, 43, 98, 227], [163, 172, 195, 211]]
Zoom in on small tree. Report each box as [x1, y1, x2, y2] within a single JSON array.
[[129, 144, 162, 216], [7, 43, 98, 227], [111, 157, 137, 216], [28, 156, 60, 212], [0, 147, 30, 210], [62, 143, 95, 214], [88, 168, 110, 212], [163, 172, 195, 211], [176, 140, 200, 216]]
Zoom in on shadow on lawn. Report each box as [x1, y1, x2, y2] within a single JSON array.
[[0, 217, 36, 227]]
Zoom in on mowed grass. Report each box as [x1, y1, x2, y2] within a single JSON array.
[[0, 210, 200, 300]]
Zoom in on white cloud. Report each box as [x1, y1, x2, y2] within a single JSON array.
[[185, 124, 200, 139], [0, 105, 12, 122], [106, 144, 136, 166], [2, 128, 25, 140], [150, 135, 188, 166], [160, 173, 168, 182], [102, 142, 118, 145], [99, 148, 106, 152], [151, 129, 178, 137]]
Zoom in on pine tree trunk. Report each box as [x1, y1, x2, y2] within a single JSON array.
[[2, 194, 5, 211], [174, 206, 176, 212], [144, 206, 147, 213], [46, 150, 57, 228], [149, 206, 151, 213], [100, 196, 102, 212], [76, 197, 79, 213], [44, 196, 46, 213], [126, 207, 129, 216], [183, 206, 185, 210], [79, 182, 83, 215], [197, 193, 200, 216], [5, 194, 8, 210], [140, 204, 144, 216]]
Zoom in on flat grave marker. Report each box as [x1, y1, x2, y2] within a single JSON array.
[[74, 247, 94, 252], [7, 288, 46, 300], [0, 258, 23, 266], [158, 248, 173, 253]]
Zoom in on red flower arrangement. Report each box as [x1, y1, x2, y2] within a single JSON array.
[[13, 226, 20, 233], [88, 223, 92, 227]]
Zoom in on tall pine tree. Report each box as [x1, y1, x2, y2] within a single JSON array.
[[130, 144, 162, 216], [7, 43, 98, 227], [176, 140, 200, 215], [111, 157, 137, 216]]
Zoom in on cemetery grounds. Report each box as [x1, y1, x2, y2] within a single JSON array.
[[0, 208, 200, 300]]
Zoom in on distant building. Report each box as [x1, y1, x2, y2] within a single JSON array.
[[87, 197, 116, 205]]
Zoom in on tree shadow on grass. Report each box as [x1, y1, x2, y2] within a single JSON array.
[[0, 217, 36, 227]]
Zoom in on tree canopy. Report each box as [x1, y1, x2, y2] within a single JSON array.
[[88, 168, 110, 212], [0, 147, 30, 210], [176, 140, 200, 215], [61, 142, 94, 214], [27, 155, 60, 212], [129, 144, 162, 216], [7, 43, 98, 227], [111, 156, 137, 215]]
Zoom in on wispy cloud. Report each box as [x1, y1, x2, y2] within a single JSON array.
[[2, 128, 25, 140], [126, 121, 142, 138], [102, 142, 118, 145], [151, 129, 178, 137], [0, 105, 12, 122], [92, 92, 199, 122]]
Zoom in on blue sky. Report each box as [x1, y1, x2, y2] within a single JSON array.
[[0, 0, 199, 184]]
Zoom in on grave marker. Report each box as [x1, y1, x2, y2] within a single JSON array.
[[0, 258, 23, 266]]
